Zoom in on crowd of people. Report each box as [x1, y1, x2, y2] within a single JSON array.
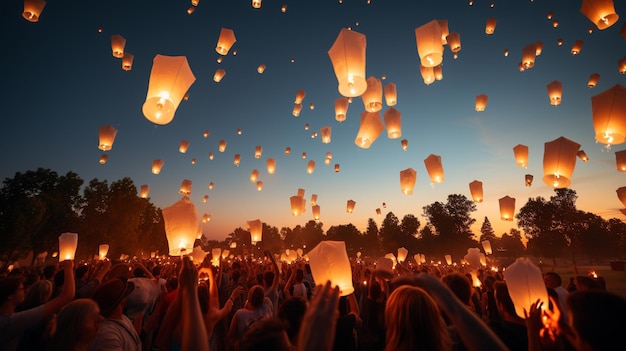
[[1, 249, 625, 351]]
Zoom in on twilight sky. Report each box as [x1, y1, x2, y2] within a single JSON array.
[[2, 0, 626, 242]]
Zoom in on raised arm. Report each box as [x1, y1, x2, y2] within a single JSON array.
[[266, 250, 280, 291], [179, 256, 209, 351], [42, 260, 75, 319]]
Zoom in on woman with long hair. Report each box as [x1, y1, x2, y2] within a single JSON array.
[[45, 298, 102, 351]]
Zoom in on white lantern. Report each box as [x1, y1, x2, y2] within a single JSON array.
[[58, 232, 78, 261], [503, 257, 549, 318], [307, 241, 354, 296], [162, 197, 200, 256]]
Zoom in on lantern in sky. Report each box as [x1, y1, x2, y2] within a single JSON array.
[[187, 6, 195, 14], [328, 28, 367, 97], [256, 64, 266, 74], [216, 28, 236, 55], [163, 197, 199, 255], [354, 111, 384, 149], [513, 144, 529, 168], [469, 180, 483, 203], [252, 0, 261, 9], [571, 40, 584, 55], [397, 247, 408, 263], [255, 146, 262, 159], [179, 140, 189, 153], [334, 164, 340, 172], [335, 97, 349, 122], [266, 158, 276, 174], [292, 103, 302, 117], [110, 34, 126, 58], [311, 194, 318, 206], [433, 65, 443, 81], [543, 136, 581, 188], [503, 257, 549, 318], [312, 205, 321, 220], [415, 20, 444, 68], [547, 80, 563, 106], [213, 68, 226, 82], [233, 154, 240, 167], [140, 185, 149, 199], [577, 150, 589, 162], [285, 147, 291, 155], [122, 53, 134, 71], [521, 43, 537, 69], [401, 139, 408, 151], [525, 174, 534, 187], [142, 55, 196, 125], [420, 65, 434, 85], [98, 125, 117, 151], [208, 182, 214, 190], [475, 94, 488, 111], [620, 57, 626, 74], [98, 244, 109, 260], [152, 159, 164, 174], [445, 254, 452, 265], [361, 76, 383, 112], [424, 154, 444, 184], [376, 208, 381, 216], [290, 196, 306, 216], [588, 73, 600, 88], [592, 84, 626, 148], [384, 83, 397, 106], [437, 19, 449, 44], [383, 107, 402, 139], [23, 0, 46, 22], [99, 154, 108, 165], [446, 32, 461, 54], [499, 196, 515, 221], [307, 241, 354, 296], [209, 153, 214, 160], [535, 41, 544, 56], [580, 0, 619, 30], [306, 161, 316, 174], [246, 219, 263, 245], [179, 179, 192, 196], [485, 17, 497, 34], [58, 232, 78, 261], [481, 240, 492, 255], [400, 168, 417, 195], [346, 199, 356, 213], [202, 195, 208, 203], [249, 169, 259, 182], [281, 4, 287, 12], [615, 150, 626, 171], [617, 187, 626, 206], [295, 89, 306, 104], [320, 126, 332, 144], [219, 140, 227, 152]]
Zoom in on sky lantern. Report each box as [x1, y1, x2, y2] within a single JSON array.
[[615, 150, 626, 171], [292, 103, 302, 117], [481, 240, 492, 255], [187, 6, 195, 14], [513, 144, 529, 168], [534, 41, 544, 56], [334, 164, 340, 172], [521, 43, 537, 69], [216, 28, 236, 55], [162, 196, 199, 255], [249, 169, 259, 182], [290, 195, 306, 216], [617, 187, 626, 206], [281, 4, 287, 12], [312, 204, 321, 220], [257, 64, 266, 74], [525, 174, 533, 187], [110, 34, 126, 58], [384, 107, 402, 139], [397, 247, 408, 263], [420, 65, 435, 85], [543, 136, 581, 188], [301, 152, 307, 159], [376, 208, 381, 216], [311, 194, 318, 206], [437, 19, 449, 44], [445, 254, 452, 265], [99, 154, 108, 165], [140, 185, 149, 199], [592, 84, 626, 148], [201, 213, 210, 223], [256, 181, 263, 191], [335, 97, 349, 122], [354, 111, 384, 148], [255, 145, 262, 159], [433, 65, 443, 80], [122, 53, 134, 71], [252, 0, 261, 9], [469, 180, 483, 203], [503, 257, 549, 318], [580, 0, 619, 30], [485, 17, 497, 34], [384, 82, 397, 106], [295, 89, 306, 104], [319, 126, 332, 144], [98, 244, 109, 260], [208, 182, 214, 190], [307, 160, 316, 174], [328, 28, 367, 98], [577, 150, 589, 162], [219, 140, 227, 152], [346, 199, 356, 213], [361, 77, 383, 112], [424, 154, 444, 184], [588, 73, 600, 88], [446, 32, 461, 54], [307, 241, 354, 296], [266, 158, 276, 174], [547, 80, 563, 106], [571, 40, 584, 55], [213, 68, 226, 82], [619, 57, 626, 74], [179, 179, 192, 195], [203, 130, 210, 138], [499, 195, 515, 221], [23, 0, 46, 22], [504, 48, 509, 56], [98, 125, 117, 151], [285, 147, 291, 155], [400, 168, 417, 195], [415, 20, 444, 68], [58, 232, 78, 261], [233, 154, 241, 167], [401, 139, 408, 151], [475, 94, 488, 111], [191, 0, 199, 6], [209, 153, 214, 160], [142, 55, 196, 125], [179, 140, 189, 153], [152, 159, 164, 174], [202, 195, 208, 203]]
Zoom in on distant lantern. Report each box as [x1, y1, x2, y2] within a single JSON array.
[[513, 144, 529, 168], [521, 43, 537, 69], [312, 205, 321, 220], [292, 103, 303, 117], [250, 169, 259, 182], [400, 168, 417, 195], [214, 68, 226, 82], [469, 180, 483, 203], [485, 17, 497, 34], [237, 128, 242, 135], [401, 139, 408, 150], [577, 150, 589, 162], [499, 196, 515, 221], [255, 146, 262, 159], [209, 182, 214, 190], [202, 195, 208, 203], [122, 53, 134, 71], [257, 64, 266, 74], [98, 125, 118, 151], [397, 247, 409, 263], [99, 154, 108, 165], [320, 126, 332, 143], [191, 0, 199, 5], [547, 11, 554, 19], [58, 232, 78, 261], [179, 179, 192, 196], [620, 57, 626, 74], [571, 40, 584, 55], [252, 0, 261, 9], [383, 107, 402, 139], [588, 73, 600, 88], [201, 213, 210, 223], [361, 76, 383, 112], [433, 64, 443, 80], [414, 20, 444, 68], [297, 188, 305, 197], [307, 241, 354, 296], [334, 164, 340, 172], [311, 194, 318, 206], [481, 240, 492, 255], [99, 244, 109, 260], [616, 150, 626, 171], [111, 34, 126, 58], [304, 124, 310, 131], [592, 84, 626, 148], [216, 28, 236, 55], [23, 0, 46, 22], [384, 82, 397, 106], [547, 80, 563, 106], [162, 197, 199, 255], [424, 154, 444, 184], [376, 208, 381, 216], [447, 32, 462, 53], [290, 196, 306, 216], [346, 200, 356, 213], [557, 38, 563, 46], [187, 6, 195, 14], [525, 174, 534, 187], [266, 158, 276, 174], [328, 28, 367, 97], [285, 147, 291, 155], [233, 154, 241, 167], [208, 153, 214, 160], [281, 4, 287, 12], [475, 94, 488, 111], [152, 159, 164, 174], [219, 140, 227, 152], [179, 140, 189, 153], [543, 136, 581, 188], [553, 19, 559, 28], [580, 0, 619, 30], [503, 258, 549, 319], [504, 49, 509, 56], [301, 152, 307, 159], [307, 160, 316, 174], [142, 55, 196, 125], [140, 185, 149, 199], [445, 254, 452, 265], [325, 152, 332, 165], [335, 97, 350, 122], [617, 187, 626, 206], [535, 41, 544, 56], [354, 111, 384, 148], [203, 130, 209, 138], [295, 89, 306, 104]]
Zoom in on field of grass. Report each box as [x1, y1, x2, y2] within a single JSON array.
[[541, 264, 626, 299]]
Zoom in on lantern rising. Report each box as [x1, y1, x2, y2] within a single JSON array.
[[513, 144, 529, 168], [179, 140, 189, 153], [247, 219, 262, 245], [335, 97, 349, 122], [110, 34, 126, 58], [213, 68, 226, 82], [99, 155, 108, 165], [401, 139, 408, 151], [266, 158, 276, 174], [469, 180, 483, 203], [152, 159, 164, 174], [249, 169, 259, 182], [499, 196, 515, 221], [446, 32, 462, 53], [543, 136, 581, 188], [142, 55, 196, 125], [98, 125, 118, 151], [580, 0, 619, 30], [424, 154, 444, 184], [383, 107, 402, 139], [420, 65, 435, 85], [415, 20, 444, 68], [361, 76, 383, 112], [503, 257, 549, 318], [525, 174, 534, 187], [588, 73, 600, 88], [320, 126, 332, 144], [354, 111, 384, 149], [58, 232, 78, 261], [577, 150, 589, 162], [140, 185, 149, 199], [485, 17, 497, 34], [295, 89, 306, 104], [312, 205, 321, 220], [475, 94, 488, 111], [23, 0, 46, 22], [547, 80, 563, 106], [179, 179, 192, 196], [121, 53, 134, 71], [571, 40, 584, 55], [617, 187, 626, 206], [98, 244, 109, 260], [521, 43, 537, 69], [162, 197, 200, 256], [397, 247, 408, 263], [219, 140, 227, 152], [615, 150, 626, 171], [592, 84, 626, 149], [290, 196, 306, 216], [307, 241, 354, 296], [384, 82, 397, 106], [346, 200, 356, 213], [400, 168, 417, 195], [216, 28, 236, 55], [328, 28, 367, 97], [481, 240, 492, 255]]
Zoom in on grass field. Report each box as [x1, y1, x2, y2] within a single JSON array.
[[541, 264, 626, 299]]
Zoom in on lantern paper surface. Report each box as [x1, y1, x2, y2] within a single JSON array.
[[361, 77, 383, 112], [588, 73, 600, 88], [499, 196, 515, 221], [111, 34, 126, 58], [152, 159, 164, 174], [250, 169, 259, 182], [346, 199, 356, 213], [384, 82, 397, 106], [503, 257, 549, 318], [525, 174, 534, 187], [616, 150, 626, 171], [592, 84, 626, 147], [415, 20, 444, 67], [424, 154, 444, 183], [571, 40, 584, 55], [179, 140, 189, 153], [122, 53, 134, 71], [547, 80, 563, 106], [320, 126, 331, 144], [162, 197, 200, 256], [23, 0, 46, 22], [513, 144, 529, 168], [354, 111, 384, 148], [617, 187, 626, 207], [335, 97, 349, 122], [248, 219, 262, 244], [485, 17, 497, 34], [216, 28, 236, 55], [328, 28, 367, 97], [255, 146, 262, 159], [58, 232, 78, 261], [99, 154, 108, 164], [98, 125, 118, 151], [475, 94, 488, 111], [469, 180, 483, 203], [99, 244, 109, 260], [295, 89, 306, 104], [290, 196, 306, 216], [577, 150, 589, 162], [580, 0, 619, 30], [397, 247, 408, 263], [446, 32, 461, 53], [140, 185, 149, 198], [481, 240, 492, 255], [307, 241, 354, 296], [543, 136, 581, 188], [445, 254, 452, 265], [179, 179, 192, 195], [400, 168, 417, 195], [266, 158, 276, 174], [312, 204, 321, 220]]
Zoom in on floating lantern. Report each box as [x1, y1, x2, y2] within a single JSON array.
[[376, 208, 381, 216], [415, 20, 444, 67], [445, 254, 452, 265], [99, 155, 108, 165], [446, 32, 461, 53], [211, 248, 221, 266], [255, 146, 262, 159], [301, 152, 307, 159], [209, 182, 214, 190], [437, 19, 449, 44], [202, 195, 208, 203], [328, 28, 367, 97], [216, 28, 236, 55], [111, 34, 126, 58], [361, 76, 383, 112], [503, 257, 549, 318], [214, 68, 226, 82], [98, 126, 117, 151], [250, 169, 259, 183], [335, 97, 349, 122], [420, 65, 435, 85], [400, 168, 417, 195], [485, 17, 497, 34], [142, 55, 196, 125], [219, 140, 227, 152], [285, 147, 291, 155], [397, 247, 408, 263], [521, 43, 537, 69], [122, 53, 134, 71], [401, 139, 408, 151], [179, 140, 189, 153], [140, 185, 149, 199], [266, 158, 276, 174], [290, 196, 306, 216], [311, 194, 318, 206], [252, 0, 261, 9], [617, 187, 626, 206], [433, 65, 443, 80], [295, 89, 306, 104], [535, 41, 544, 56], [384, 82, 397, 106], [334, 164, 340, 172], [577, 150, 589, 162], [499, 196, 515, 221], [98, 244, 109, 260], [383, 107, 402, 139], [547, 80, 563, 106], [615, 149, 626, 171], [163, 197, 200, 255], [22, 0, 46, 22], [592, 84, 626, 148], [312, 205, 321, 220], [475, 94, 488, 111], [208, 153, 214, 160], [620, 57, 626, 74], [58, 232, 78, 261], [469, 180, 483, 203], [257, 64, 266, 74], [281, 4, 287, 12], [307, 241, 354, 296], [179, 179, 192, 196], [187, 6, 195, 14], [354, 111, 384, 149], [346, 199, 356, 213], [481, 240, 492, 255], [424, 154, 444, 184], [588, 73, 600, 88], [513, 144, 529, 168], [152, 159, 164, 174], [543, 136, 581, 188], [553, 19, 560, 28], [571, 40, 584, 55], [292, 103, 302, 117], [525, 174, 534, 187], [233, 154, 240, 167], [580, 0, 619, 30], [321, 126, 332, 144], [504, 49, 509, 56]]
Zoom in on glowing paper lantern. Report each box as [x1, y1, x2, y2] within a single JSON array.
[[179, 179, 192, 196], [290, 196, 306, 216], [592, 84, 626, 148], [214, 68, 226, 82], [383, 107, 402, 139], [320, 126, 332, 144], [216, 28, 236, 55], [98, 126, 117, 151], [202, 195, 208, 203], [361, 77, 383, 112], [209, 153, 214, 160], [98, 244, 109, 260], [210, 248, 221, 266], [346, 199, 356, 213], [111, 34, 126, 58], [257, 64, 266, 74], [152, 159, 164, 174], [250, 169, 259, 182], [179, 140, 189, 153], [376, 208, 381, 216], [254, 146, 262, 159], [99, 155, 108, 165], [245, 219, 262, 245], [122, 53, 134, 71], [571, 40, 584, 55], [281, 4, 287, 12], [312, 204, 321, 220], [424, 154, 444, 184], [310, 194, 318, 206], [615, 150, 626, 171], [620, 57, 626, 74], [266, 158, 276, 174], [354, 111, 384, 149], [577, 150, 589, 162], [142, 55, 196, 125], [335, 97, 349, 122], [328, 28, 367, 97], [219, 140, 227, 152], [295, 89, 306, 104], [140, 185, 149, 199], [209, 182, 214, 190], [307, 241, 354, 296], [580, 0, 619, 30], [334, 164, 340, 172], [433, 65, 443, 81], [475, 94, 488, 111], [469, 180, 483, 203], [499, 196, 515, 221], [446, 32, 461, 53], [23, 0, 46, 22], [292, 103, 302, 117], [525, 174, 534, 187], [420, 65, 435, 85], [481, 240, 492, 255], [543, 136, 581, 188], [503, 257, 549, 318], [400, 168, 417, 195], [252, 0, 261, 9], [617, 187, 626, 206], [414, 20, 444, 68], [384, 83, 397, 106], [58, 232, 78, 261], [437, 19, 449, 44], [547, 80, 563, 106], [521, 43, 537, 69], [163, 197, 199, 256], [485, 17, 497, 34], [587, 73, 600, 88], [513, 144, 529, 168], [285, 147, 291, 155], [401, 139, 408, 151], [445, 254, 452, 265], [397, 247, 408, 263]]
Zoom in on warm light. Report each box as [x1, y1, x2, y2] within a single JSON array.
[[481, 240, 492, 255], [254, 145, 262, 159], [361, 76, 383, 112], [307, 241, 354, 296], [424, 154, 444, 184], [346, 199, 356, 213], [592, 84, 626, 148], [163, 197, 199, 256], [312, 204, 321, 220], [588, 73, 600, 88], [219, 140, 227, 152], [499, 196, 515, 221], [58, 232, 78, 261], [328, 28, 368, 97], [384, 82, 397, 106], [257, 64, 266, 74], [577, 150, 589, 162], [22, 0, 46, 22], [252, 0, 261, 9], [415, 20, 444, 68], [547, 80, 563, 106], [266, 158, 276, 174], [401, 139, 408, 151], [152, 159, 164, 174], [320, 126, 332, 144], [400, 168, 417, 195], [179, 179, 192, 196], [122, 53, 134, 71], [571, 40, 584, 55], [216, 28, 236, 55], [354, 111, 384, 148], [214, 68, 226, 82], [335, 97, 349, 122], [513, 144, 529, 168], [99, 154, 108, 164], [98, 125, 117, 151], [469, 180, 483, 203], [580, 0, 619, 30], [250, 169, 259, 182], [110, 34, 126, 58], [179, 140, 189, 153], [295, 89, 306, 104], [503, 258, 549, 318], [475, 94, 488, 111], [543, 136, 581, 188], [485, 17, 497, 34], [383, 107, 402, 139], [98, 244, 109, 260], [292, 103, 303, 117], [140, 185, 149, 199]]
